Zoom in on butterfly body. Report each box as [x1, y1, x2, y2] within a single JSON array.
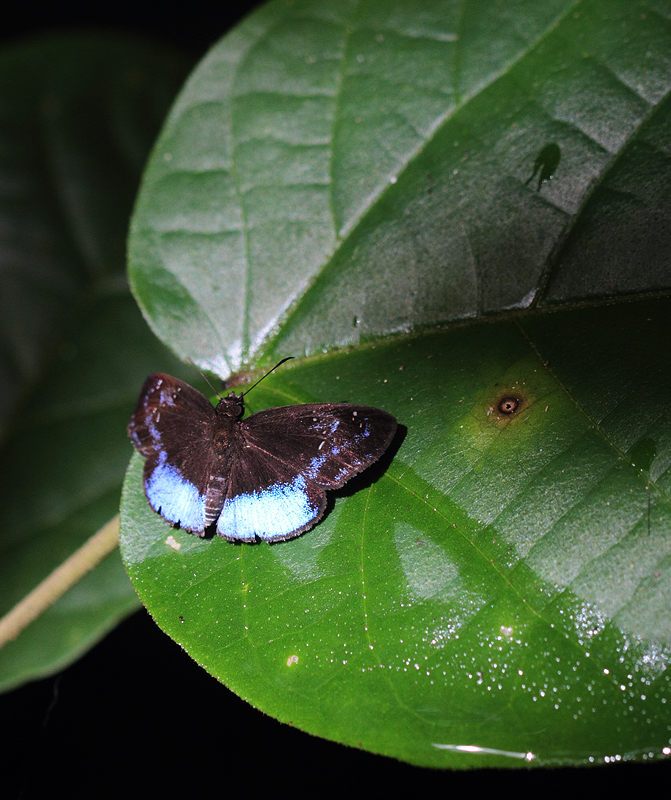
[[128, 373, 397, 542]]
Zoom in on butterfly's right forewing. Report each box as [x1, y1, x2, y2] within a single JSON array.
[[243, 403, 397, 489], [212, 402, 396, 542]]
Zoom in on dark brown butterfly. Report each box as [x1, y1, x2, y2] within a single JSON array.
[[127, 374, 397, 542]]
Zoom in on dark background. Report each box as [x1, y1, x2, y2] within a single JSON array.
[[1, 1, 263, 58], [0, 2, 667, 795]]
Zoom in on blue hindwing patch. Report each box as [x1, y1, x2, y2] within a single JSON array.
[[146, 452, 207, 533], [216, 475, 319, 541]]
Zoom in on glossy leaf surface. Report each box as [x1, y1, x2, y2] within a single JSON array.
[[0, 35, 194, 691], [128, 0, 671, 377], [122, 298, 671, 767], [120, 0, 671, 768]]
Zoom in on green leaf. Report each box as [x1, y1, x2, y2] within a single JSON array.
[[0, 34, 194, 692], [128, 0, 671, 375], [122, 299, 671, 767], [122, 0, 671, 768]]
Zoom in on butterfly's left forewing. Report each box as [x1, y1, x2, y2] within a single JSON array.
[[128, 374, 218, 533]]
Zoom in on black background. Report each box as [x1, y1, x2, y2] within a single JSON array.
[[2, 1, 263, 58], [1, 2, 667, 795]]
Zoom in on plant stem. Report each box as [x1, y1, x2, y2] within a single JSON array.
[[0, 515, 120, 650]]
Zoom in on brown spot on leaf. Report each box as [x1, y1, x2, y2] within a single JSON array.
[[498, 396, 520, 415]]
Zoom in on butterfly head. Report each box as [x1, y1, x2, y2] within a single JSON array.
[[216, 392, 245, 419], [212, 357, 295, 421]]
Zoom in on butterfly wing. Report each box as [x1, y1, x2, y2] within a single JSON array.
[[127, 374, 217, 533], [215, 444, 326, 542], [215, 403, 397, 542]]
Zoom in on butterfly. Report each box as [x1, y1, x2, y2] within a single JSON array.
[[127, 372, 397, 542]]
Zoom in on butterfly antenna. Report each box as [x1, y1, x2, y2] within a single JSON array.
[[187, 357, 224, 401], [242, 357, 295, 397]]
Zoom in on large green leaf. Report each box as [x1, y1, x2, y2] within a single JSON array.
[[121, 0, 671, 768], [0, 35, 194, 692], [128, 0, 671, 374], [122, 298, 671, 768]]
